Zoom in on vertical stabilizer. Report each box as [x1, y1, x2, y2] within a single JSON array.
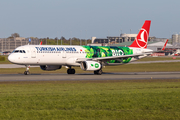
[[162, 39, 168, 50], [129, 20, 151, 48]]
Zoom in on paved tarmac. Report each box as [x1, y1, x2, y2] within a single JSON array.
[[1, 72, 180, 82], [1, 60, 180, 82], [1, 60, 180, 68]]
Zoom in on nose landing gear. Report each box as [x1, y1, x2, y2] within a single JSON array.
[[24, 65, 30, 75]]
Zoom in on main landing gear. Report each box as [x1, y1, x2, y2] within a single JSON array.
[[24, 65, 30, 75], [94, 69, 102, 75], [67, 67, 75, 74]]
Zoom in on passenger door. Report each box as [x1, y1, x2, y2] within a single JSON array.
[[31, 48, 36, 58], [62, 51, 66, 58]]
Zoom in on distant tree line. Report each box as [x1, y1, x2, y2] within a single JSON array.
[[40, 36, 91, 45], [8, 33, 20, 38], [8, 33, 91, 45]]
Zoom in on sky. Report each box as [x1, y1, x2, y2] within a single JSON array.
[[0, 0, 180, 39]]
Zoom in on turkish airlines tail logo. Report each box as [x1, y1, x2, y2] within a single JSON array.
[[129, 20, 151, 48]]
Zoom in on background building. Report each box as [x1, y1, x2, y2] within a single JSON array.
[[1, 33, 180, 56], [92, 34, 156, 46], [172, 34, 180, 45], [0, 37, 39, 52]]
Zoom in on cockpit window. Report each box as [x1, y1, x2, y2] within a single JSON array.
[[14, 50, 19, 53], [12, 50, 26, 53]]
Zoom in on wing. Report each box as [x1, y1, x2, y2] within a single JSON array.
[[76, 53, 151, 62]]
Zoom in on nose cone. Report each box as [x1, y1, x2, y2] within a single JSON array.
[[8, 54, 15, 63]]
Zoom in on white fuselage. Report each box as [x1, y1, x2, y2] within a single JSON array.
[[8, 45, 86, 66], [8, 45, 153, 66]]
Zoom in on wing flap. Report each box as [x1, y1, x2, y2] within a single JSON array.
[[92, 53, 147, 61], [76, 58, 92, 62]]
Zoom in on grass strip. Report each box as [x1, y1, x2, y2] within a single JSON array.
[[0, 79, 179, 120], [0, 56, 11, 64]]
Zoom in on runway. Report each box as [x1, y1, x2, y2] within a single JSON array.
[[1, 72, 180, 82]]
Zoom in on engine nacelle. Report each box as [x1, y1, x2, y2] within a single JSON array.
[[40, 65, 62, 71], [80, 61, 101, 71]]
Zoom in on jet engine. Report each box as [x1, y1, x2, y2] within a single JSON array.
[[80, 61, 101, 71], [40, 65, 62, 71]]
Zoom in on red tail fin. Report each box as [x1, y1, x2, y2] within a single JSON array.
[[40, 41, 42, 45], [162, 39, 168, 50], [129, 20, 151, 48]]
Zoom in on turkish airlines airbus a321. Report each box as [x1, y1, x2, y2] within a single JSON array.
[[8, 20, 166, 75]]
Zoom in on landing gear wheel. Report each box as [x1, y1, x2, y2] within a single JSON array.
[[71, 69, 75, 74], [24, 65, 30, 75], [24, 71, 30, 75], [94, 69, 102, 75], [67, 68, 75, 74]]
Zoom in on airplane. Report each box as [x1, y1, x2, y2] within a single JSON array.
[[8, 20, 164, 75]]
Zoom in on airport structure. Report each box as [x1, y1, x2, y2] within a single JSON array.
[[0, 37, 39, 52], [1, 33, 180, 56], [172, 34, 180, 45], [92, 34, 156, 46]]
